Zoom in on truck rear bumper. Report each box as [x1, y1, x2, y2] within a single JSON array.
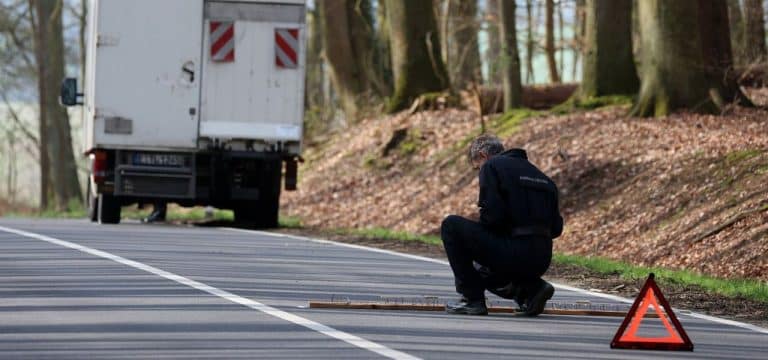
[[107, 150, 286, 206], [113, 151, 196, 199]]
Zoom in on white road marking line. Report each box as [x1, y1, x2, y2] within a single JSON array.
[[227, 228, 768, 335], [0, 225, 420, 360]]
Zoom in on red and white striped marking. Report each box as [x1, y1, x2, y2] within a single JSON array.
[[210, 21, 235, 62], [275, 28, 299, 69]]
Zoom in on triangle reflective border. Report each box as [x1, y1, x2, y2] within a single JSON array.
[[611, 273, 694, 351]]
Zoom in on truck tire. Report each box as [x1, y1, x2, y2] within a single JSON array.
[[234, 202, 276, 228], [87, 182, 99, 222], [234, 203, 257, 224], [98, 193, 122, 224], [257, 195, 279, 229], [233, 196, 279, 229]]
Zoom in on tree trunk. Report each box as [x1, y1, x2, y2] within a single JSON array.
[[579, 0, 639, 97], [698, 0, 749, 105], [499, 0, 522, 110], [557, 0, 565, 78], [305, 6, 324, 108], [631, 0, 750, 117], [347, 0, 389, 96], [485, 0, 501, 85], [743, 0, 767, 63], [448, 0, 481, 89], [385, 0, 450, 112], [525, 0, 535, 84], [79, 0, 87, 80], [28, 3, 50, 210], [572, 0, 586, 81], [374, 0, 394, 96], [727, 0, 745, 65], [32, 0, 82, 210], [544, 0, 560, 83], [319, 0, 366, 118]]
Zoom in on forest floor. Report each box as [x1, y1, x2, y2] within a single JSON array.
[[281, 90, 768, 325]]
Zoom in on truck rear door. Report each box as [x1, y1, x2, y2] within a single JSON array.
[[92, 0, 203, 150], [199, 1, 306, 143]]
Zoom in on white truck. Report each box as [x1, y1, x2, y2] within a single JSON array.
[[61, 0, 306, 227]]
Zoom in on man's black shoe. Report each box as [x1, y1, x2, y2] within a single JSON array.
[[445, 297, 488, 315], [522, 280, 554, 317], [489, 282, 526, 309]]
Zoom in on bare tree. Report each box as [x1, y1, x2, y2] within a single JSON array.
[[579, 0, 638, 97], [0, 1, 51, 208], [484, 0, 501, 85], [572, 0, 586, 81], [499, 0, 522, 110], [319, 1, 365, 119], [727, 0, 745, 65], [544, 0, 560, 83], [385, 0, 450, 112], [557, 0, 564, 78], [743, 0, 767, 63], [631, 0, 751, 117], [31, 0, 82, 209], [525, 0, 536, 84], [447, 0, 481, 90]]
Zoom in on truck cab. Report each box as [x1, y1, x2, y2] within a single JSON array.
[[62, 0, 306, 227]]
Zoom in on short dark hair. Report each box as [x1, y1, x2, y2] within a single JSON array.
[[468, 135, 504, 163]]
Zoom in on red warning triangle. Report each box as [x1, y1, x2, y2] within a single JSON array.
[[611, 273, 694, 351]]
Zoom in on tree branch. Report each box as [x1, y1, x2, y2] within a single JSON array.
[[1, 92, 40, 146]]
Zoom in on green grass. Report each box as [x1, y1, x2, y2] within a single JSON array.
[[9, 204, 300, 225], [493, 108, 541, 137], [432, 108, 541, 169], [164, 208, 234, 222], [279, 215, 303, 229], [553, 253, 768, 303], [552, 95, 634, 115], [725, 149, 763, 164], [331, 226, 768, 304]]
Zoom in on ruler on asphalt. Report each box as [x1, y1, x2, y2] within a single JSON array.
[[308, 300, 658, 317]]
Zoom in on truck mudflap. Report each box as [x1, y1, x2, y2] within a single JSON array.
[[284, 156, 301, 191]]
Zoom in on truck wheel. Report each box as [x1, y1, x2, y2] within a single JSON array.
[[98, 193, 122, 224], [87, 182, 99, 222], [256, 196, 279, 229], [233, 198, 278, 229], [233, 203, 257, 224]]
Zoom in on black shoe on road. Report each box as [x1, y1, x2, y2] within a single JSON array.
[[142, 210, 166, 223], [445, 297, 488, 315], [490, 282, 526, 310], [522, 280, 554, 317]]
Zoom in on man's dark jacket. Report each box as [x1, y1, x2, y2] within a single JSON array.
[[478, 148, 563, 238]]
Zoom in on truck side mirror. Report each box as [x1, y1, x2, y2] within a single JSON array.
[[60, 78, 83, 106]]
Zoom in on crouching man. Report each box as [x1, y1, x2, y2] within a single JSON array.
[[442, 135, 563, 316]]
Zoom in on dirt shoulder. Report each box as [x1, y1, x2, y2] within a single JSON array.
[[275, 227, 768, 329]]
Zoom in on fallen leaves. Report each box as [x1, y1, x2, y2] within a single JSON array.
[[283, 103, 768, 281]]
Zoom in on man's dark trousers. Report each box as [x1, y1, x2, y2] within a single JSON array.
[[441, 215, 552, 301]]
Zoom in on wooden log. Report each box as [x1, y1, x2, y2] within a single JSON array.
[[477, 83, 579, 113], [308, 301, 648, 317]]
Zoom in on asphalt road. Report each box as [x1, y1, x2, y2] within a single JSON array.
[[0, 218, 765, 359]]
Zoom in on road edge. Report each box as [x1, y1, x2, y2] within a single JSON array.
[[226, 228, 768, 335]]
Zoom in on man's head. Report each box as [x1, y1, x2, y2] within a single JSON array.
[[468, 135, 504, 169]]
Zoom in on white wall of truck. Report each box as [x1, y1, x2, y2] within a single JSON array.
[[84, 0, 305, 153]]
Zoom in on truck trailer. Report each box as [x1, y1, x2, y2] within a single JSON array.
[[61, 0, 306, 227]]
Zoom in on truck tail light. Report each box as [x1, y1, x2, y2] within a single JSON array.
[[91, 150, 107, 185]]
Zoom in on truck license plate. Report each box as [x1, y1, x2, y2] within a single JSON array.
[[132, 153, 185, 167]]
